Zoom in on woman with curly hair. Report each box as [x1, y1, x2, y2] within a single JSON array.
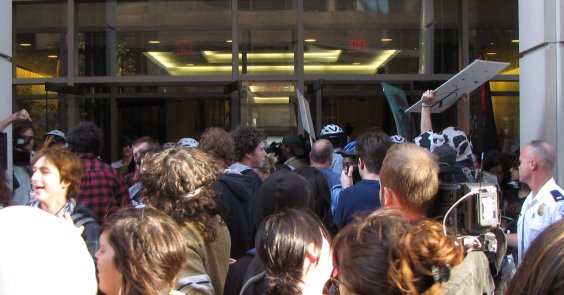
[[96, 207, 188, 295], [333, 208, 464, 295], [140, 147, 230, 295]]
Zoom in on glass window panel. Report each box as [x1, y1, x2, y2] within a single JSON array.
[[14, 1, 67, 78], [238, 0, 297, 75], [304, 0, 458, 74], [240, 82, 297, 135], [468, 0, 519, 72], [76, 0, 232, 76]]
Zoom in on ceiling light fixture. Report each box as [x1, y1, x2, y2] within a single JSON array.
[[19, 43, 31, 47], [305, 39, 317, 43], [148, 40, 161, 44], [380, 38, 393, 42]]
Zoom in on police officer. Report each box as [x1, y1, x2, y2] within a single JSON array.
[[506, 140, 564, 263]]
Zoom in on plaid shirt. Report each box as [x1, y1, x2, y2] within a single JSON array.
[[76, 153, 130, 223]]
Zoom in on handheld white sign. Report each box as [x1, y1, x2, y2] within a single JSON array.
[[405, 60, 510, 113], [296, 90, 316, 142]]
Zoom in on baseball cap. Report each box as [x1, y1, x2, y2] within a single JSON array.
[[337, 140, 357, 157], [282, 134, 305, 156], [44, 130, 66, 143]]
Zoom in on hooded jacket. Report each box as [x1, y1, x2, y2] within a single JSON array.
[[213, 169, 261, 259]]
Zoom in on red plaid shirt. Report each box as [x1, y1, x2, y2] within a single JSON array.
[[76, 153, 130, 223]]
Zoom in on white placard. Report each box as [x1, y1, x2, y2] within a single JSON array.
[[405, 60, 510, 113], [296, 90, 316, 141]]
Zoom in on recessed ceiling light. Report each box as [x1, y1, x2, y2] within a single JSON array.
[[511, 39, 519, 43], [185, 63, 194, 66], [352, 62, 361, 65], [486, 52, 497, 55], [381, 38, 393, 42], [48, 55, 58, 59], [490, 42, 494, 45], [19, 43, 31, 47], [226, 40, 233, 43], [305, 38, 317, 43], [148, 40, 161, 44]]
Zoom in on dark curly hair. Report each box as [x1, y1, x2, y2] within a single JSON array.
[[199, 127, 236, 167], [66, 121, 103, 156], [231, 126, 264, 162], [140, 147, 225, 242]]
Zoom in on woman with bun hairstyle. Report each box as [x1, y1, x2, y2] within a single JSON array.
[[96, 207, 188, 295], [333, 208, 464, 295]]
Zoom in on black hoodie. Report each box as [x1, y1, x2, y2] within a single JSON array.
[[213, 169, 261, 259]]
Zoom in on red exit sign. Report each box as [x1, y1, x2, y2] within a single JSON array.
[[175, 40, 194, 55], [348, 38, 368, 52]]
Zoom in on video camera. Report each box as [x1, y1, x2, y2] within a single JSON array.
[[14, 136, 33, 149], [429, 169, 507, 275]]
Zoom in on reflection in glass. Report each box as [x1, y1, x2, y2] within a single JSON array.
[[238, 0, 297, 75], [240, 82, 297, 134], [14, 2, 67, 78], [76, 0, 232, 76]]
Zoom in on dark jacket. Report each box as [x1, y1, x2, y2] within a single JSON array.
[[213, 170, 261, 259]]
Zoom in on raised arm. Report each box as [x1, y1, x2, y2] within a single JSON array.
[[420, 90, 435, 133], [0, 109, 32, 132]]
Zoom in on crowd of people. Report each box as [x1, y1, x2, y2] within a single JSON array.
[[0, 90, 563, 295]]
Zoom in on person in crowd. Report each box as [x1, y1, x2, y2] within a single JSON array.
[[310, 139, 341, 214], [333, 208, 464, 295], [255, 153, 278, 181], [294, 166, 337, 236], [319, 123, 347, 174], [28, 147, 100, 258], [505, 218, 564, 295], [12, 124, 35, 205], [337, 140, 362, 185], [200, 127, 259, 259], [96, 207, 189, 295], [43, 129, 66, 148], [0, 206, 97, 295], [280, 133, 308, 170], [224, 169, 314, 295], [140, 147, 230, 295], [502, 157, 529, 234], [111, 136, 134, 176], [125, 136, 161, 205], [229, 126, 267, 183], [379, 143, 495, 294], [506, 140, 564, 263], [334, 130, 391, 229], [177, 137, 199, 148], [66, 121, 130, 223], [415, 90, 474, 171], [256, 208, 333, 295]]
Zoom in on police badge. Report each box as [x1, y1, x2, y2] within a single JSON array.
[[537, 204, 545, 216]]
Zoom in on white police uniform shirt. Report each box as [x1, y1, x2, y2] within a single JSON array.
[[517, 178, 564, 262]]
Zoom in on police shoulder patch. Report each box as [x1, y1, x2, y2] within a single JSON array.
[[550, 190, 564, 202]]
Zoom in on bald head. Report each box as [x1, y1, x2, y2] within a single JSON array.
[[380, 143, 439, 211], [310, 139, 334, 166]]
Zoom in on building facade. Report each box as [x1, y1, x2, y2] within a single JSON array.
[[9, 0, 525, 166]]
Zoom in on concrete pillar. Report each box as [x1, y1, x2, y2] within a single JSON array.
[[0, 2, 13, 174], [519, 0, 564, 182]]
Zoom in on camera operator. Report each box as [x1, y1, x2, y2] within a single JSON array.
[[379, 143, 495, 294], [505, 140, 564, 264], [2, 110, 34, 205]]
